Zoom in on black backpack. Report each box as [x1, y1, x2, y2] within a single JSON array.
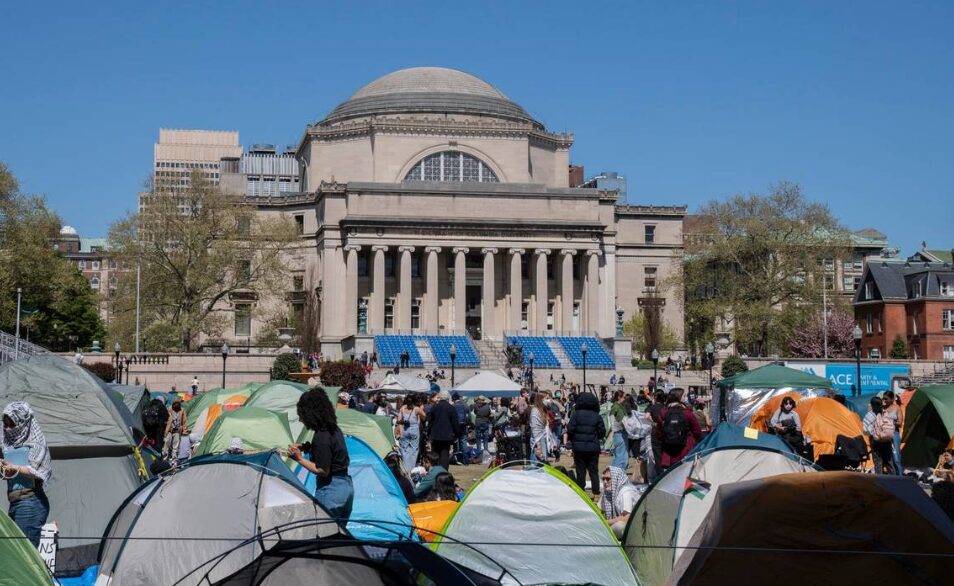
[[142, 400, 166, 429], [661, 406, 689, 453]]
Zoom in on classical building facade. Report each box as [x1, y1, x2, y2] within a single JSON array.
[[216, 67, 685, 358]]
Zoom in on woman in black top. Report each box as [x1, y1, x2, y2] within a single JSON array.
[[288, 389, 353, 520]]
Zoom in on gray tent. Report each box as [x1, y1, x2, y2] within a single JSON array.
[[97, 451, 339, 586], [109, 383, 150, 436], [0, 355, 146, 576]]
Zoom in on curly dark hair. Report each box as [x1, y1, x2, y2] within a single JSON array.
[[297, 388, 338, 432]]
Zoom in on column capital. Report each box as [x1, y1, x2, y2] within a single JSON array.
[[584, 249, 603, 257], [534, 248, 552, 256], [453, 247, 470, 255], [424, 246, 442, 254], [398, 245, 415, 253], [560, 248, 577, 256], [509, 248, 526, 256], [371, 245, 389, 252], [344, 244, 361, 252], [481, 247, 499, 255]]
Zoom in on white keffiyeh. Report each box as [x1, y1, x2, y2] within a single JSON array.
[[2, 401, 52, 484]]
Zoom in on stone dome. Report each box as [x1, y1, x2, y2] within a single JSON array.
[[320, 67, 538, 126]]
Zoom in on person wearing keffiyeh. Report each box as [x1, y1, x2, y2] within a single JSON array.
[[1, 401, 52, 545], [598, 466, 642, 539]]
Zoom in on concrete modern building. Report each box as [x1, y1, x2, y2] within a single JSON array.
[[854, 259, 954, 360], [214, 67, 685, 362], [144, 129, 244, 212]]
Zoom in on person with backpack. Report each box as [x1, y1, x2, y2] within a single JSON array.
[[864, 396, 898, 475], [452, 393, 469, 465], [141, 398, 169, 452], [609, 390, 630, 471], [163, 398, 188, 462], [566, 391, 606, 496], [653, 390, 701, 471]]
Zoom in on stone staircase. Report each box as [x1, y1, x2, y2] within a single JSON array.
[[546, 339, 575, 370], [474, 338, 507, 371], [912, 361, 954, 387], [414, 338, 436, 369]]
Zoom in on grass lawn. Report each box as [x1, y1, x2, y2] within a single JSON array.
[[447, 451, 615, 500]]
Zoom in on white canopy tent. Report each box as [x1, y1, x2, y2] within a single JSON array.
[[375, 373, 432, 393], [452, 371, 521, 398]]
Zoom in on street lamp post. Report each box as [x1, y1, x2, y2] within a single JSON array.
[[125, 356, 132, 385], [221, 343, 229, 389], [705, 342, 715, 397], [651, 348, 659, 385], [581, 341, 588, 391], [528, 351, 535, 390], [114, 343, 121, 383], [853, 325, 863, 397], [449, 343, 457, 388]]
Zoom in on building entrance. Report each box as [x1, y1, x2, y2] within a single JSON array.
[[466, 284, 482, 339]]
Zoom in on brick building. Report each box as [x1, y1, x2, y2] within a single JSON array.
[[853, 259, 954, 360], [53, 226, 129, 315]]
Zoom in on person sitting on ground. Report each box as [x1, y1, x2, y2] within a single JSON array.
[[769, 396, 805, 453], [384, 452, 416, 503], [427, 472, 459, 502], [598, 466, 642, 539], [462, 436, 483, 465], [413, 452, 448, 500]]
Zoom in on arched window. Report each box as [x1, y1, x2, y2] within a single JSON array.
[[404, 151, 498, 183], [90, 277, 100, 290]]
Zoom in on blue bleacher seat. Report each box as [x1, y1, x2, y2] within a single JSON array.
[[558, 336, 614, 369], [424, 335, 480, 368], [372, 335, 423, 368], [505, 336, 560, 368]]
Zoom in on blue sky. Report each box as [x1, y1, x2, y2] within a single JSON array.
[[1, 1, 951, 254]]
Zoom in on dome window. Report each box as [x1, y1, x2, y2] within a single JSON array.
[[404, 151, 498, 183]]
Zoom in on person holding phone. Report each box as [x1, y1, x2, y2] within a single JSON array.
[[0, 401, 52, 545]]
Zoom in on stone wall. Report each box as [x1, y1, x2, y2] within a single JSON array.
[[70, 353, 278, 392]]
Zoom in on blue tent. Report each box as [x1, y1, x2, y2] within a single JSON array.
[[296, 436, 415, 541], [689, 422, 795, 457]]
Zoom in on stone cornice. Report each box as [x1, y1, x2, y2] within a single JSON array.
[[616, 204, 688, 218], [245, 192, 315, 207], [340, 181, 601, 200], [340, 215, 604, 233]]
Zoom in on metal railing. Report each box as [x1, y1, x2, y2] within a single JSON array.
[[0, 331, 50, 366]]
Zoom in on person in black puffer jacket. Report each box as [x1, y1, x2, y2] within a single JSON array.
[[566, 392, 606, 496]]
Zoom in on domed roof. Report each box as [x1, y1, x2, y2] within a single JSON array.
[[60, 225, 78, 236], [320, 67, 538, 126]]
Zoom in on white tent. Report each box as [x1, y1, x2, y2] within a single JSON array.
[[451, 371, 521, 398], [375, 373, 432, 393]]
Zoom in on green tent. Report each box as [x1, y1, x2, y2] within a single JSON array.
[[244, 380, 310, 437], [186, 384, 261, 428], [714, 363, 833, 426], [0, 510, 51, 585], [717, 363, 833, 390], [902, 384, 954, 467], [297, 408, 396, 459], [195, 407, 294, 456]]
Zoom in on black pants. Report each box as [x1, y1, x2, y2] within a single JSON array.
[[432, 439, 454, 469], [573, 451, 601, 495]]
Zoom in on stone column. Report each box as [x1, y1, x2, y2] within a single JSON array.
[[345, 245, 360, 335], [371, 245, 388, 332], [398, 246, 414, 330], [560, 249, 576, 333], [481, 248, 498, 339], [586, 250, 601, 332], [425, 247, 441, 331], [453, 247, 469, 332], [509, 249, 525, 331], [534, 249, 551, 331]]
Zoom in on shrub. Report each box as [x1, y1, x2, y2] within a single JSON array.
[[631, 359, 657, 369], [83, 361, 117, 383], [271, 353, 302, 381], [504, 345, 524, 368], [319, 360, 366, 392], [889, 335, 908, 359], [720, 354, 749, 379]]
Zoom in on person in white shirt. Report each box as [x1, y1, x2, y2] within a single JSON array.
[[190, 376, 199, 396]]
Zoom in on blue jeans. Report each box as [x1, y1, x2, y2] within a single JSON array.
[[892, 431, 902, 473], [612, 431, 629, 471], [9, 491, 50, 546], [400, 426, 420, 471], [315, 475, 354, 521], [475, 423, 490, 457]]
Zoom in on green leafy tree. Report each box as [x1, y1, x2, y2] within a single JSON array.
[[720, 354, 749, 379], [271, 353, 302, 381], [106, 171, 298, 351], [684, 182, 851, 356], [889, 335, 908, 359], [0, 162, 104, 349], [623, 312, 680, 358]]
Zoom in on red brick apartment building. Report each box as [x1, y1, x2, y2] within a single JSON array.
[[854, 258, 954, 360]]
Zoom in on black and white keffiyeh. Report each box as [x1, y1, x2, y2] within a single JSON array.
[[2, 401, 52, 484]]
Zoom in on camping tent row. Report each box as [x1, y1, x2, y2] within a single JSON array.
[[714, 363, 833, 426], [749, 394, 867, 462], [0, 355, 147, 577], [624, 423, 817, 586]]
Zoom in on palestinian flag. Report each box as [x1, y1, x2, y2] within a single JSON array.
[[684, 477, 711, 500]]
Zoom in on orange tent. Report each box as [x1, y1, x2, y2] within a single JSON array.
[[194, 394, 249, 436], [749, 392, 802, 432], [408, 500, 458, 542], [796, 397, 867, 459]]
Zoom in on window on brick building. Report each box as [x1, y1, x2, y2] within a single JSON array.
[[866, 312, 873, 334], [92, 261, 100, 270], [945, 345, 954, 360], [942, 281, 953, 297], [944, 309, 954, 331], [868, 348, 881, 359], [90, 276, 99, 290], [878, 312, 883, 333], [78, 260, 86, 269], [912, 312, 919, 335], [864, 282, 873, 299]]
